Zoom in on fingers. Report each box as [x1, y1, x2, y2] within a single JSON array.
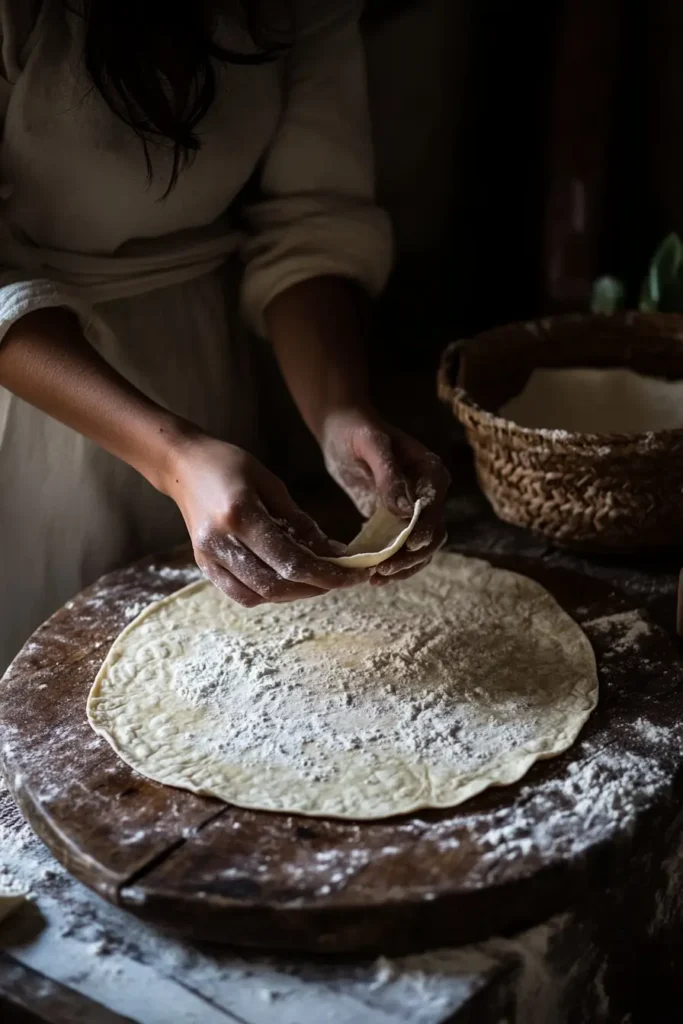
[[197, 539, 329, 604], [249, 495, 369, 590], [376, 448, 450, 574], [196, 522, 340, 603], [196, 494, 367, 595], [376, 528, 447, 577], [405, 455, 451, 552], [371, 557, 433, 587], [406, 501, 443, 553], [210, 537, 326, 602], [358, 429, 413, 518], [195, 556, 265, 609]]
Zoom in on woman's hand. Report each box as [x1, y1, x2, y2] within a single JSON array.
[[264, 280, 449, 586], [165, 435, 368, 607], [320, 408, 451, 585]]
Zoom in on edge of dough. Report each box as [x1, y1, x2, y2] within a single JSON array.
[[86, 559, 599, 821], [323, 499, 425, 569]]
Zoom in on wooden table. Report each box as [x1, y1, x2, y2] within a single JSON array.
[[2, 474, 683, 1022]]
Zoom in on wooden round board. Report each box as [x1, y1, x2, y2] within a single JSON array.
[[2, 544, 683, 954]]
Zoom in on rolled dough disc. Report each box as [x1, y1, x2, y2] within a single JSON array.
[[324, 500, 424, 569], [88, 553, 598, 820]]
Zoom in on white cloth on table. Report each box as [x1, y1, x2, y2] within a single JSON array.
[[0, 0, 393, 671]]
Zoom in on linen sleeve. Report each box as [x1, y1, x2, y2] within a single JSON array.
[[240, 0, 394, 337], [0, 0, 96, 348]]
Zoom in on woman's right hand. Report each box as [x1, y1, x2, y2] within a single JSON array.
[[164, 435, 368, 608]]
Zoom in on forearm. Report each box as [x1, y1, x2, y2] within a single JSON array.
[[265, 277, 373, 440], [0, 308, 196, 492]]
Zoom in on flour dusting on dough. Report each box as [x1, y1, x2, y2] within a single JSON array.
[[87, 553, 598, 820]]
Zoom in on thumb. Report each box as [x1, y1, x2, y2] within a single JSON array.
[[360, 432, 413, 518]]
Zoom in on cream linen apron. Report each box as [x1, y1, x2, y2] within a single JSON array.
[[0, 0, 392, 670], [0, 228, 264, 672]]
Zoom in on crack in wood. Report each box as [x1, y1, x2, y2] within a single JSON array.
[[167, 975, 251, 1024], [117, 804, 230, 903]]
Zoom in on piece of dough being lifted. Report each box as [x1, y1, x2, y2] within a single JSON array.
[[323, 499, 424, 569]]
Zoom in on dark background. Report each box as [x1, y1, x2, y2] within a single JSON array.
[[270, 0, 683, 489], [364, 0, 683, 370]]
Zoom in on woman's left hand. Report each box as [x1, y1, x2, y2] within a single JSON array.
[[320, 407, 451, 585]]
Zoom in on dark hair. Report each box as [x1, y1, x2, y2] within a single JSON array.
[[73, 1, 291, 194]]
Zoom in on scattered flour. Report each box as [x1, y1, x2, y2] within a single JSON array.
[[585, 610, 653, 654], [172, 629, 277, 706], [125, 601, 146, 619], [90, 555, 597, 815], [152, 565, 202, 584], [1, 543, 681, 1022]]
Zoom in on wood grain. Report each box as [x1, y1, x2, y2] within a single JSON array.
[[0, 952, 138, 1024], [2, 489, 683, 953], [0, 558, 222, 903]]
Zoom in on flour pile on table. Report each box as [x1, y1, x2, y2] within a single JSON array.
[[87, 553, 598, 819]]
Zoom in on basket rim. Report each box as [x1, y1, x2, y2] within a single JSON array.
[[438, 312, 683, 447]]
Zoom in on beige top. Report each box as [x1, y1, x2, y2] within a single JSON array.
[[0, 0, 392, 340], [0, 0, 393, 671]]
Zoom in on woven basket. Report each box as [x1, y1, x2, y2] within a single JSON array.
[[437, 312, 683, 550]]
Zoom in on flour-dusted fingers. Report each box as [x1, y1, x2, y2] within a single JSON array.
[[321, 414, 451, 557], [370, 557, 434, 586], [195, 556, 265, 609], [406, 499, 446, 554], [353, 426, 413, 517], [234, 494, 370, 591], [404, 454, 451, 553], [375, 528, 447, 577], [209, 535, 326, 603], [320, 409, 414, 518], [167, 437, 369, 600]]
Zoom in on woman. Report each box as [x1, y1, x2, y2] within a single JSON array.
[[0, 0, 449, 671]]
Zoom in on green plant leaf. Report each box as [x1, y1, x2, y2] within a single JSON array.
[[591, 275, 626, 314], [639, 232, 683, 312]]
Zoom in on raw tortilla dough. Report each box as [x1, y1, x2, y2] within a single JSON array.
[[324, 500, 424, 568], [88, 553, 598, 820], [502, 366, 683, 434]]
